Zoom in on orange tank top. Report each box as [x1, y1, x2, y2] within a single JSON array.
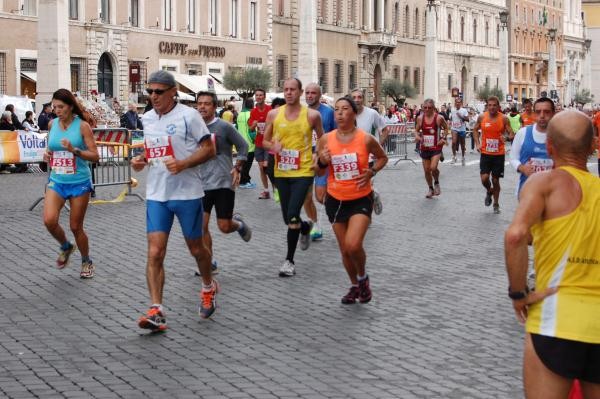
[[521, 111, 537, 127], [326, 129, 372, 201], [481, 112, 506, 155]]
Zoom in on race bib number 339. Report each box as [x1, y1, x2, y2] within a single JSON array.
[[51, 151, 76, 174], [332, 153, 359, 181], [277, 149, 300, 171], [145, 136, 174, 166]]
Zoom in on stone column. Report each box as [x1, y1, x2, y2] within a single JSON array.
[[36, 0, 71, 108], [424, 1, 438, 102], [499, 22, 509, 100], [548, 36, 557, 93], [297, 0, 318, 85], [583, 40, 592, 95], [378, 0, 384, 32]]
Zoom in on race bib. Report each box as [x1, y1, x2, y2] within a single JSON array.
[[452, 120, 463, 129], [422, 135, 435, 148], [51, 151, 76, 175], [277, 149, 300, 171], [332, 153, 359, 181], [485, 138, 499, 153], [312, 130, 318, 147], [145, 136, 175, 166], [257, 122, 266, 135], [529, 157, 553, 173]]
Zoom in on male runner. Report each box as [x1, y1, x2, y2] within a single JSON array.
[[510, 97, 556, 196], [415, 99, 449, 198], [505, 110, 600, 398], [248, 89, 272, 198], [263, 78, 324, 277], [473, 96, 514, 213], [196, 91, 252, 275], [520, 98, 537, 127], [132, 70, 217, 332], [449, 97, 469, 165], [304, 82, 336, 240], [351, 88, 388, 214]]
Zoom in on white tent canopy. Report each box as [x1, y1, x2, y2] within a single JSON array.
[[177, 91, 195, 101], [171, 73, 237, 100]]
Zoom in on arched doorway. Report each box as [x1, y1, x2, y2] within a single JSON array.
[[97, 53, 114, 97], [373, 64, 382, 104], [461, 66, 468, 101]]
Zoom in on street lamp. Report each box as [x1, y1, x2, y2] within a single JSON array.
[[584, 39, 592, 52], [548, 28, 557, 41], [499, 11, 508, 28]]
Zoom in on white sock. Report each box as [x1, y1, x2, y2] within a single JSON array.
[[151, 304, 163, 312]]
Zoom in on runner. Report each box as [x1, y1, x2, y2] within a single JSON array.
[[316, 96, 388, 303], [450, 97, 469, 165], [43, 88, 99, 278], [520, 98, 537, 127], [473, 96, 514, 213], [132, 70, 217, 332], [262, 78, 324, 277], [303, 82, 337, 241], [350, 88, 387, 214], [236, 98, 256, 188], [196, 91, 252, 275], [510, 97, 556, 196], [415, 99, 449, 198], [248, 89, 272, 198], [504, 110, 600, 398]]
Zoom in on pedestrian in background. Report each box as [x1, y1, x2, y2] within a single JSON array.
[[5, 104, 23, 130]]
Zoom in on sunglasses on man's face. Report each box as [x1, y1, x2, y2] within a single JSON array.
[[146, 87, 172, 95]]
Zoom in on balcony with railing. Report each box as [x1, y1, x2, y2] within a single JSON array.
[[358, 31, 397, 48]]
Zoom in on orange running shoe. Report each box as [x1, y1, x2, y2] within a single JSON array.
[[138, 306, 167, 332], [199, 279, 219, 319]]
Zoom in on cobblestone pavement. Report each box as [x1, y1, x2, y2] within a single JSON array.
[[1, 150, 596, 399]]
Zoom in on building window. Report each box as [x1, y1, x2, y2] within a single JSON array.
[[393, 66, 400, 80], [70, 58, 88, 95], [0, 53, 6, 95], [413, 68, 420, 93], [210, 0, 218, 35], [485, 21, 489, 45], [414, 8, 419, 37], [336, 0, 343, 23], [69, 0, 78, 20], [230, 0, 238, 37], [404, 5, 410, 37], [276, 0, 284, 16], [473, 75, 479, 92], [164, 0, 172, 30], [348, 62, 357, 90], [334, 61, 343, 92], [393, 2, 399, 33], [473, 17, 477, 43], [131, 0, 139, 27], [496, 24, 500, 46], [447, 14, 452, 40], [318, 59, 329, 93], [188, 0, 196, 33], [448, 74, 453, 91], [101, 0, 110, 23], [250, 1, 257, 40], [403, 66, 410, 83], [485, 76, 490, 88], [23, 0, 36, 16], [276, 56, 288, 89], [460, 16, 465, 41], [319, 0, 327, 23], [128, 60, 147, 100]]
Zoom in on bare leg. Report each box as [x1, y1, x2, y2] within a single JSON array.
[[147, 232, 169, 304], [68, 193, 91, 257], [523, 334, 573, 399], [186, 236, 213, 286], [492, 176, 501, 205], [43, 189, 68, 245]]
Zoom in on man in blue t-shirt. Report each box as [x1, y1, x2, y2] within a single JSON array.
[[304, 83, 337, 240]]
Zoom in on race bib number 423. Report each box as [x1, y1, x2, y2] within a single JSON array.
[[485, 138, 499, 153], [332, 153, 359, 181], [277, 149, 300, 171], [51, 151, 76, 174], [145, 136, 174, 166]]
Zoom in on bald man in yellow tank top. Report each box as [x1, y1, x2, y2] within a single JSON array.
[[263, 78, 324, 277], [505, 110, 600, 398]]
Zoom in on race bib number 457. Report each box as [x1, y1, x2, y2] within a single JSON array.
[[51, 151, 76, 174], [332, 153, 359, 181], [145, 136, 174, 166], [277, 149, 300, 171]]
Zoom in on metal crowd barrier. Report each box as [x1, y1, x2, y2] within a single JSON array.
[[383, 122, 417, 166]]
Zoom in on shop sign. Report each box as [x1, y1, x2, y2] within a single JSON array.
[[158, 41, 226, 58]]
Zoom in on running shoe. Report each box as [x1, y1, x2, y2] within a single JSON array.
[[493, 204, 501, 214], [341, 286, 360, 304], [300, 221, 313, 251], [232, 213, 252, 242], [199, 279, 219, 319], [138, 306, 167, 332], [433, 183, 441, 196], [56, 242, 76, 269], [273, 189, 280, 203], [279, 260, 296, 277], [461, 157, 466, 166], [194, 260, 219, 276], [310, 224, 323, 241], [258, 191, 270, 199], [358, 275, 372, 303], [450, 156, 457, 164], [484, 191, 493, 207], [80, 260, 95, 279], [239, 182, 256, 189], [373, 190, 383, 215], [425, 188, 434, 198]]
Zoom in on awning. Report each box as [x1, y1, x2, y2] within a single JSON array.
[[21, 72, 37, 82], [172, 73, 237, 100], [177, 91, 195, 101]]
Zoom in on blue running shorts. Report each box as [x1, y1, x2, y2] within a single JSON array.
[[146, 199, 204, 239], [47, 179, 93, 200]]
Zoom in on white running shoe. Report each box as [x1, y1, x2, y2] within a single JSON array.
[[450, 156, 457, 164], [279, 260, 296, 277], [461, 157, 466, 166], [300, 221, 313, 251]]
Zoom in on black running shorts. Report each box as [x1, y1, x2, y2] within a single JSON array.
[[325, 193, 373, 224], [531, 333, 600, 383], [202, 188, 235, 220], [480, 154, 505, 178]]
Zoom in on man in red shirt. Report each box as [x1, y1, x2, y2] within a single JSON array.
[[248, 89, 273, 199]]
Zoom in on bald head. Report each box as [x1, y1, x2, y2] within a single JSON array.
[[547, 110, 594, 157], [304, 83, 322, 107]]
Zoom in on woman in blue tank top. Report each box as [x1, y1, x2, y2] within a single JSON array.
[[43, 89, 99, 279]]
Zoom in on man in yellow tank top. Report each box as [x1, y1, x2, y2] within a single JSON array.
[[505, 110, 600, 398], [263, 78, 324, 277]]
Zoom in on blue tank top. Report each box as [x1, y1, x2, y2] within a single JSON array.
[[48, 116, 91, 184], [518, 125, 552, 194]]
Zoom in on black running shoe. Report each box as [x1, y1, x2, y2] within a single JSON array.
[[341, 286, 360, 304]]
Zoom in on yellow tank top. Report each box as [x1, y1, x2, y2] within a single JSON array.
[[273, 105, 314, 178], [526, 166, 600, 343]]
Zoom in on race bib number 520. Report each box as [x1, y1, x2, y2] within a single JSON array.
[[332, 153, 359, 181], [277, 149, 300, 171], [145, 136, 174, 166]]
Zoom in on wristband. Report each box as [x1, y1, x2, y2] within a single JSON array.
[[508, 286, 529, 300], [73, 148, 81, 157], [317, 159, 328, 169]]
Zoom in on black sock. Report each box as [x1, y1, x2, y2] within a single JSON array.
[[286, 228, 301, 262], [300, 220, 310, 235], [434, 180, 439, 185]]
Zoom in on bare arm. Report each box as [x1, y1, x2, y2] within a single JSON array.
[[60, 121, 99, 163], [261, 109, 279, 152], [473, 114, 484, 150], [309, 110, 324, 139], [414, 115, 423, 142], [164, 136, 216, 175], [355, 134, 388, 189], [504, 115, 515, 141]]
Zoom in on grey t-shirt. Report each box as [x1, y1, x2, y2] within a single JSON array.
[[199, 118, 249, 191]]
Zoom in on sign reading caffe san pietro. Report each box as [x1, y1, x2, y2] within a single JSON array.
[[159, 41, 226, 58]]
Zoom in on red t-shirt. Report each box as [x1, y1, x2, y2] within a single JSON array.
[[249, 104, 272, 148]]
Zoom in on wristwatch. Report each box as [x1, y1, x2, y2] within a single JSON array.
[[508, 286, 529, 300], [73, 148, 81, 157]]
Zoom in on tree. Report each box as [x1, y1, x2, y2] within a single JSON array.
[[573, 89, 594, 106], [223, 67, 271, 101], [476, 85, 504, 102], [381, 80, 417, 107]]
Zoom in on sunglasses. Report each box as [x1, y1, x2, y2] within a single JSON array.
[[146, 87, 172, 95]]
